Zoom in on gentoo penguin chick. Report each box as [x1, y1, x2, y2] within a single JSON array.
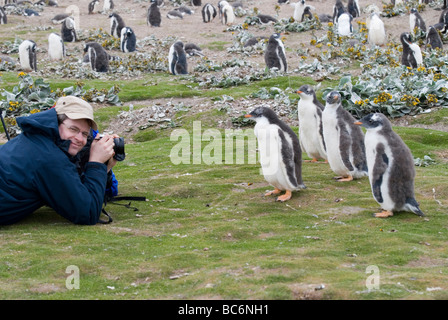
[[48, 32, 65, 61], [88, 0, 100, 14], [367, 12, 386, 46], [168, 41, 188, 75], [291, 0, 315, 22], [400, 32, 422, 69], [120, 27, 136, 53], [18, 40, 37, 72], [347, 0, 360, 18], [322, 91, 368, 182], [167, 10, 183, 19], [202, 3, 217, 23], [264, 33, 287, 72], [426, 26, 443, 50], [244, 107, 306, 201], [84, 42, 109, 72], [333, 0, 345, 24], [257, 14, 277, 25], [0, 7, 7, 24], [148, 0, 162, 26], [355, 113, 424, 218], [61, 17, 77, 43], [103, 0, 114, 12], [410, 8, 426, 36], [296, 85, 327, 163], [337, 12, 353, 36], [221, 2, 235, 25], [109, 13, 125, 38], [184, 43, 203, 56]]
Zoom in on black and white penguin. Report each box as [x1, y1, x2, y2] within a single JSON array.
[[347, 0, 360, 18], [244, 107, 306, 202], [0, 7, 6, 24], [244, 36, 268, 47], [148, 0, 162, 26], [84, 42, 109, 72], [400, 32, 422, 69], [168, 41, 188, 75], [296, 85, 327, 163], [184, 43, 203, 56], [221, 1, 235, 25], [48, 32, 65, 61], [177, 6, 194, 15], [109, 13, 125, 38], [439, 8, 448, 25], [264, 33, 287, 72], [191, 0, 201, 6], [120, 27, 136, 53], [51, 13, 68, 24], [88, 0, 99, 14], [257, 14, 277, 25], [202, 3, 217, 23], [103, 0, 114, 12], [354, 113, 424, 218], [322, 91, 368, 182], [19, 40, 37, 72], [24, 8, 40, 16], [337, 12, 353, 36], [333, 0, 345, 24], [167, 10, 183, 19], [367, 12, 386, 46], [426, 26, 443, 50], [61, 17, 77, 43], [410, 8, 426, 36], [291, 0, 314, 22]]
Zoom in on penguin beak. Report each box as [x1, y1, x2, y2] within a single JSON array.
[[296, 90, 303, 94], [354, 121, 362, 126], [244, 114, 252, 118]]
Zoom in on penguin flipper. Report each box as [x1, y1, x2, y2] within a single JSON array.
[[405, 197, 425, 216], [372, 144, 388, 203]]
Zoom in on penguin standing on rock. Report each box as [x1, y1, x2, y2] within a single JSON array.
[[354, 113, 424, 218], [18, 40, 37, 72], [120, 27, 136, 53], [410, 8, 426, 36], [426, 26, 443, 50], [168, 41, 188, 75], [202, 3, 217, 23], [264, 33, 287, 72], [148, 0, 162, 26], [109, 13, 125, 38], [61, 17, 77, 42], [296, 85, 327, 163], [244, 107, 306, 202], [84, 42, 109, 72], [400, 32, 422, 69], [322, 91, 368, 182], [48, 32, 65, 61]]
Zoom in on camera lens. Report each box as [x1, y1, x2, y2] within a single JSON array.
[[113, 137, 125, 161]]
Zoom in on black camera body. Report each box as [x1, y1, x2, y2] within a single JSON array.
[[99, 134, 125, 161]]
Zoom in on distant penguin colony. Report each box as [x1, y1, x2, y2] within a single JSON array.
[[264, 33, 287, 72], [19, 40, 37, 72], [244, 106, 306, 202], [148, 0, 162, 27], [61, 17, 77, 43], [202, 3, 217, 23], [322, 91, 368, 182], [355, 113, 425, 218], [296, 85, 327, 163], [168, 41, 188, 75], [120, 27, 137, 53], [48, 32, 65, 61], [84, 42, 109, 72], [400, 32, 423, 68], [109, 13, 125, 38]]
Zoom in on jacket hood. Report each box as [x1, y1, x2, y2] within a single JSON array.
[[17, 108, 72, 154]]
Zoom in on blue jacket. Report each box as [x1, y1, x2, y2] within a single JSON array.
[[0, 108, 107, 225]]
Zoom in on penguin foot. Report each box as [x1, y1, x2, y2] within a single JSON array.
[[334, 175, 353, 182], [276, 190, 292, 202], [373, 210, 394, 218], [265, 188, 282, 197]]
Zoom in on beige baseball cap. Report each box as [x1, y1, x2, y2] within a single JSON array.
[[54, 96, 98, 131]]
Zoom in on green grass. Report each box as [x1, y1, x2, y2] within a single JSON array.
[[2, 117, 448, 299]]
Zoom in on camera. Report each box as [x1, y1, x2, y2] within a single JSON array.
[[99, 134, 125, 161]]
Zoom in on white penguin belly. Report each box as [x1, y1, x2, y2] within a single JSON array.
[[365, 132, 395, 210], [323, 110, 348, 176], [255, 121, 297, 191], [298, 104, 326, 159]]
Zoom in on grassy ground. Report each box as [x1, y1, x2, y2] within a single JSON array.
[[1, 74, 448, 299]]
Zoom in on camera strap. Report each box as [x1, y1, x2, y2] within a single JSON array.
[[99, 196, 147, 224]]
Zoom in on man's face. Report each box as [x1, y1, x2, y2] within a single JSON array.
[[58, 118, 91, 156]]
